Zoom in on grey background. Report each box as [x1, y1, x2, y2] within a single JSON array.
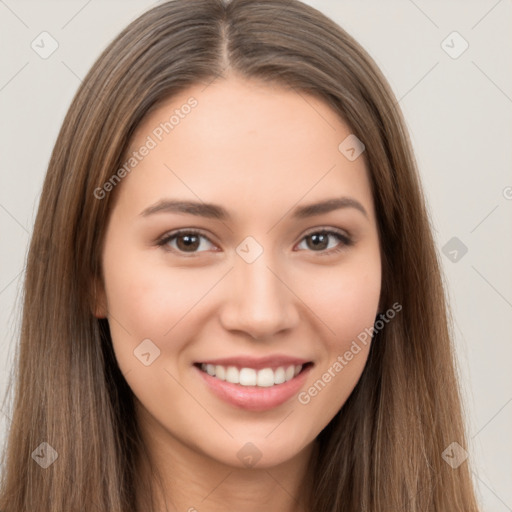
[[1, 1, 511, 509]]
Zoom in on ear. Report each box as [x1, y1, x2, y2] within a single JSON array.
[[92, 275, 108, 318]]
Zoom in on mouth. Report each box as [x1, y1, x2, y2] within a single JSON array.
[[193, 357, 314, 411], [195, 362, 313, 387]]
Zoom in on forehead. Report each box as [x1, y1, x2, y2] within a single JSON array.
[[117, 76, 375, 223]]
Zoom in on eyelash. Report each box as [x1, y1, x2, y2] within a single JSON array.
[[156, 227, 354, 257]]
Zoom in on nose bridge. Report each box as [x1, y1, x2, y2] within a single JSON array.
[[220, 239, 298, 338]]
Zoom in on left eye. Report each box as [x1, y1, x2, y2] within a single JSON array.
[[296, 230, 352, 254], [158, 229, 352, 255]]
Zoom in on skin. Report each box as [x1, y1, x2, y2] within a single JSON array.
[[95, 74, 382, 512]]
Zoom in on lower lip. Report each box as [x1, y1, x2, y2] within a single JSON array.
[[195, 364, 313, 412]]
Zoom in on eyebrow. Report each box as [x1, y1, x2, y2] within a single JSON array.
[[140, 196, 368, 220]]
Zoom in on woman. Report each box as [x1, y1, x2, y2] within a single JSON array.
[[0, 0, 480, 510]]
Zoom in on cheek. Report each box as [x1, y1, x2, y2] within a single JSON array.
[[294, 253, 381, 426], [306, 247, 381, 345], [101, 249, 206, 371], [102, 261, 209, 422]]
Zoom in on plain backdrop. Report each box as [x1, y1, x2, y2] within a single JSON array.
[[0, 1, 511, 510]]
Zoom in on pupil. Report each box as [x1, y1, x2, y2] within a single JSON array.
[[309, 233, 327, 250], [178, 234, 199, 251]]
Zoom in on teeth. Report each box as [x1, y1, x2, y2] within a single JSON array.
[[200, 363, 304, 387], [226, 366, 239, 384], [215, 365, 226, 381], [239, 368, 257, 386], [274, 367, 285, 384], [257, 368, 275, 387]]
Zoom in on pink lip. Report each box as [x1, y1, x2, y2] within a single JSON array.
[[194, 363, 313, 412], [196, 354, 310, 371]]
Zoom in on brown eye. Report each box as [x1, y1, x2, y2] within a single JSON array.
[[158, 230, 216, 254], [175, 233, 200, 252], [296, 230, 353, 255]]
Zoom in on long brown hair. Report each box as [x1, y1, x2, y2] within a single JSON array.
[[0, 0, 480, 510]]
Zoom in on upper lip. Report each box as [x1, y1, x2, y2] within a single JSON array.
[[196, 355, 312, 371]]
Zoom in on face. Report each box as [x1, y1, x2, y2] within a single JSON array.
[[96, 75, 381, 470]]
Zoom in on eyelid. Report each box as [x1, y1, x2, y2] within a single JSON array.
[[300, 225, 351, 240]]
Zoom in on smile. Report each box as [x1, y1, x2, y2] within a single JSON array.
[[194, 358, 314, 411], [199, 363, 303, 387]]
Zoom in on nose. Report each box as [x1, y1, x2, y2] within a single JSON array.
[[219, 250, 300, 341]]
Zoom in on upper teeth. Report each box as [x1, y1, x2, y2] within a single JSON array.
[[200, 363, 303, 387]]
